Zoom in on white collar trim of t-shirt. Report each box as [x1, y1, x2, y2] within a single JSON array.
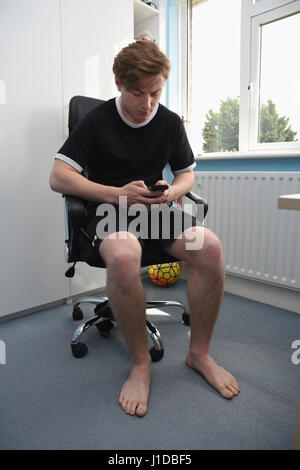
[[115, 96, 158, 128]]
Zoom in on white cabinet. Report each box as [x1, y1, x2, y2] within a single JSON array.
[[60, 0, 133, 297], [0, 0, 134, 316], [60, 0, 133, 139], [0, 0, 167, 316], [0, 0, 68, 318]]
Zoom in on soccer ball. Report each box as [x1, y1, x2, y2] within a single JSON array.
[[148, 262, 181, 287]]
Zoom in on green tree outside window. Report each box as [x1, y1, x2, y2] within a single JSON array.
[[202, 97, 298, 152]]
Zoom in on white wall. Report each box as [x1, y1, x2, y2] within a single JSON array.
[[0, 0, 133, 317]]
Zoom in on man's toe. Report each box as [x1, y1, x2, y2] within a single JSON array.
[[136, 402, 147, 416], [221, 385, 234, 399]]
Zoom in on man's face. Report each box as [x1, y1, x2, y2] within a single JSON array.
[[116, 75, 166, 125]]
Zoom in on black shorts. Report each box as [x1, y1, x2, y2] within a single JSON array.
[[85, 203, 201, 257]]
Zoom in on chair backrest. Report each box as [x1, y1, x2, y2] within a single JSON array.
[[64, 96, 105, 267], [68, 95, 106, 133]]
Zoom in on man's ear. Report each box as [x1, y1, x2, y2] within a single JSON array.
[[115, 77, 121, 92]]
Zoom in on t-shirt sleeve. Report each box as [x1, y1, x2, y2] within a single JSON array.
[[169, 116, 196, 175], [54, 113, 94, 173]]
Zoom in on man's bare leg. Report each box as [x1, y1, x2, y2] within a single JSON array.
[[100, 232, 151, 417], [165, 227, 240, 399]]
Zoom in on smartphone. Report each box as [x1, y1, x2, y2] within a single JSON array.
[[148, 184, 169, 192]]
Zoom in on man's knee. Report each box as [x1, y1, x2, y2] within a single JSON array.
[[185, 227, 223, 268], [99, 232, 142, 274]]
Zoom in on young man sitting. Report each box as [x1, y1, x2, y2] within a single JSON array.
[[50, 40, 240, 417]]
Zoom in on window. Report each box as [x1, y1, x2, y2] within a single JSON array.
[[190, 0, 241, 155], [248, 1, 300, 150], [190, 0, 300, 155]]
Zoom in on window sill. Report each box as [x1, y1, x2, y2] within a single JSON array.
[[195, 151, 300, 160]]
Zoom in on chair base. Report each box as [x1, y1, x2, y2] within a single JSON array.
[[70, 296, 189, 362]]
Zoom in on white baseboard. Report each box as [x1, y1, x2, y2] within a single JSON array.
[[0, 286, 108, 324], [224, 274, 300, 314], [180, 262, 300, 315]]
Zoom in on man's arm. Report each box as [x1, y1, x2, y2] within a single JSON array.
[[49, 159, 119, 204], [50, 159, 168, 208], [170, 171, 194, 199]]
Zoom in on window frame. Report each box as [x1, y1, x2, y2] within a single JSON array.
[[167, 0, 189, 119], [189, 0, 300, 157], [240, 0, 300, 153]]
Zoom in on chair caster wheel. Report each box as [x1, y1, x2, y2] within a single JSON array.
[[149, 347, 164, 362], [96, 319, 114, 337], [182, 311, 190, 326], [71, 342, 88, 358], [72, 306, 84, 321]]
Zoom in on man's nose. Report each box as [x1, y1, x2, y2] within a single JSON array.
[[143, 94, 151, 109]]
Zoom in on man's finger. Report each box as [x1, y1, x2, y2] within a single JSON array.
[[133, 180, 147, 188]]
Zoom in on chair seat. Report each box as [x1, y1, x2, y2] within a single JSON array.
[[78, 236, 180, 268]]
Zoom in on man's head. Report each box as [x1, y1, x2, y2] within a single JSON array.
[[113, 41, 171, 124], [113, 40, 170, 90]]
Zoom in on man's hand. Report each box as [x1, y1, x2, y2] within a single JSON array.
[[119, 180, 169, 210], [148, 180, 176, 205]]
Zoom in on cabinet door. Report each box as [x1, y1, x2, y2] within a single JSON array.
[[0, 0, 69, 318], [60, 0, 133, 296]]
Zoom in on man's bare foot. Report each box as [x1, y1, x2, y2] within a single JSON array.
[[186, 352, 240, 399], [118, 359, 151, 416]]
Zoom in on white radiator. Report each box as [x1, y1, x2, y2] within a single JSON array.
[[190, 172, 300, 290]]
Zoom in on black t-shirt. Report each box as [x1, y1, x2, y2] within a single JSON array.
[[56, 98, 195, 190]]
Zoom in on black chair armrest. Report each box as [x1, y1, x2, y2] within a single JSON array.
[[63, 195, 88, 262], [185, 191, 208, 220]]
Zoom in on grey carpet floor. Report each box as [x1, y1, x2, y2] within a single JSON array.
[[0, 277, 299, 450]]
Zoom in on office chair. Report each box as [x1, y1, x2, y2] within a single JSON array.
[[63, 95, 208, 362]]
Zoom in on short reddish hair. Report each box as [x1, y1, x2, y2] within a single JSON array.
[[113, 40, 171, 89]]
